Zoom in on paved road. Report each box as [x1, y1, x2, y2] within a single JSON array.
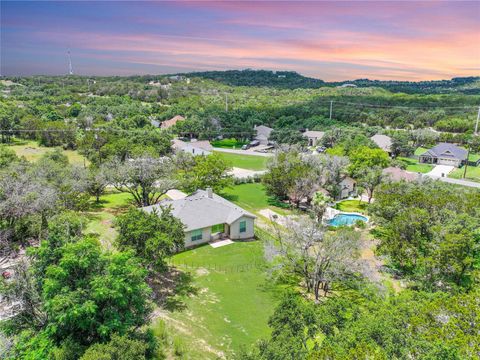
[[425, 175, 480, 189], [422, 165, 480, 188], [213, 147, 273, 157]]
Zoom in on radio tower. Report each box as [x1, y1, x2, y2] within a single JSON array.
[[67, 49, 74, 75]]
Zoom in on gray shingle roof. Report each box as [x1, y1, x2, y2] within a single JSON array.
[[370, 134, 392, 152], [420, 143, 467, 161], [143, 190, 255, 231], [255, 125, 273, 139], [303, 130, 325, 139]]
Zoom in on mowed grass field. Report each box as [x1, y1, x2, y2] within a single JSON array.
[[335, 199, 368, 214], [8, 139, 88, 166], [398, 156, 433, 173], [215, 151, 269, 171], [165, 241, 281, 359], [449, 166, 480, 182], [221, 182, 292, 215]]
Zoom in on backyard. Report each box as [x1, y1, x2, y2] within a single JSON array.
[[162, 241, 281, 359], [398, 156, 433, 173], [221, 182, 292, 215], [215, 151, 269, 171], [84, 191, 134, 248], [334, 199, 368, 214]]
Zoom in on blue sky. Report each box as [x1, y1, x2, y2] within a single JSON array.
[[2, 1, 479, 80]]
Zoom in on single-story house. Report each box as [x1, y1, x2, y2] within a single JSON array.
[[339, 176, 356, 199], [419, 143, 467, 167], [161, 115, 185, 130], [371, 134, 392, 155], [382, 167, 420, 182], [303, 130, 325, 146], [254, 125, 273, 145], [143, 189, 256, 248], [172, 139, 213, 156]]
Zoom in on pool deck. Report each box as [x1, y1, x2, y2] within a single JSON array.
[[323, 207, 370, 225]]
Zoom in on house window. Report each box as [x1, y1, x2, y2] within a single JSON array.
[[191, 229, 203, 241], [211, 223, 224, 234], [239, 220, 247, 233]]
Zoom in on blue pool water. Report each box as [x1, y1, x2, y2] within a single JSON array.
[[328, 213, 368, 227]]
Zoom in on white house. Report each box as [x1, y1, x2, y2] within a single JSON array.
[[143, 189, 256, 248], [339, 177, 356, 199], [303, 130, 325, 146], [254, 125, 273, 145], [172, 139, 213, 156]]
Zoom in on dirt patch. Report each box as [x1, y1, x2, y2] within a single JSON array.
[[153, 309, 226, 359], [196, 267, 210, 276]]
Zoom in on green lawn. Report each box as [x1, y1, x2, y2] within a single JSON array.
[[335, 200, 368, 214], [211, 139, 248, 149], [468, 153, 480, 163], [397, 156, 433, 173], [414, 147, 428, 156], [449, 166, 480, 182], [221, 183, 291, 215], [84, 191, 135, 248], [166, 241, 281, 359], [215, 151, 269, 171], [8, 139, 88, 166]]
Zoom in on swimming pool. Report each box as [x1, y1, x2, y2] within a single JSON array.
[[328, 213, 368, 227]]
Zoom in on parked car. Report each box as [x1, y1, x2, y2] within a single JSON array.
[[241, 144, 250, 150]]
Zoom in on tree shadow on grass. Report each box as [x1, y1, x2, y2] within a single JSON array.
[[148, 268, 198, 312], [220, 193, 239, 203]]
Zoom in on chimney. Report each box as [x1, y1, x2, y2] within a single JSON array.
[[206, 188, 213, 198]]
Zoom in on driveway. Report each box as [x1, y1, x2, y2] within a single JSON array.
[[433, 176, 480, 189], [425, 165, 454, 178]]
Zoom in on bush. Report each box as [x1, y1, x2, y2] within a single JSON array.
[[173, 337, 186, 357]]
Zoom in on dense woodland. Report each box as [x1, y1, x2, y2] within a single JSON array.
[[0, 71, 479, 359]]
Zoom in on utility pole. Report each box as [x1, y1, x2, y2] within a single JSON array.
[[475, 105, 480, 135], [463, 143, 470, 179], [329, 100, 333, 120]]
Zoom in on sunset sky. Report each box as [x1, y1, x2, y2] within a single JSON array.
[[1, 1, 479, 80]]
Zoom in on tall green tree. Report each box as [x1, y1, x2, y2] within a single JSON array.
[[115, 208, 184, 271]]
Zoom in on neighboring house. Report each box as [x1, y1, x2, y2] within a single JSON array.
[[382, 167, 420, 182], [143, 189, 256, 248], [371, 134, 392, 154], [161, 115, 185, 130], [303, 130, 325, 146], [254, 125, 273, 145], [419, 143, 468, 167], [172, 139, 213, 156], [339, 176, 356, 199]]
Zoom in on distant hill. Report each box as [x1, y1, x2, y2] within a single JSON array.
[[179, 69, 325, 89], [180, 69, 480, 94], [331, 77, 480, 95]]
